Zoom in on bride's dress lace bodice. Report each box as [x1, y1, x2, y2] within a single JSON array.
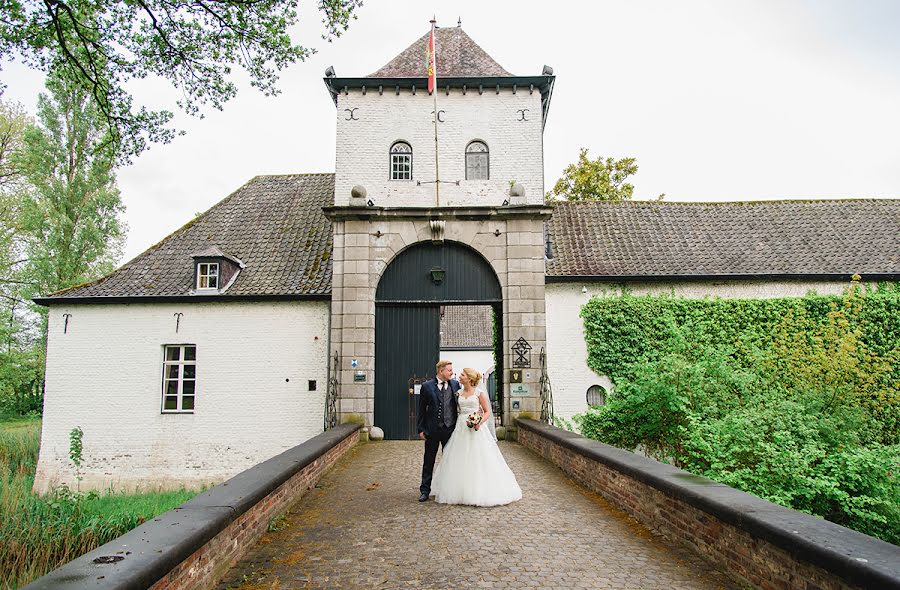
[[457, 392, 482, 415]]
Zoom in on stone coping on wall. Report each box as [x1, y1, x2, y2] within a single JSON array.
[[24, 423, 362, 590], [516, 419, 900, 590]]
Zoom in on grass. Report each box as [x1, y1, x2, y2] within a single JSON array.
[[0, 415, 196, 589]]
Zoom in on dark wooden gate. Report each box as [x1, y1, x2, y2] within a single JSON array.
[[375, 241, 502, 440], [374, 306, 440, 440]]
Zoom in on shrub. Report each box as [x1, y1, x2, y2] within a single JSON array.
[[575, 280, 900, 544]]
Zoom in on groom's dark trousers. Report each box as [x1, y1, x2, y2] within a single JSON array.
[[418, 378, 459, 496]]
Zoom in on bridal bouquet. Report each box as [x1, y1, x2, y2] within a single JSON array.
[[466, 411, 482, 429]]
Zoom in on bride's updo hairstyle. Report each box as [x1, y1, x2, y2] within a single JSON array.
[[462, 367, 482, 387]]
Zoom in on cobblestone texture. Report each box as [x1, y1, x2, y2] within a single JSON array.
[[215, 441, 741, 590]]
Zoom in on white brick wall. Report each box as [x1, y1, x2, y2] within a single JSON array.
[[34, 301, 330, 493], [545, 279, 860, 424], [334, 89, 544, 207]]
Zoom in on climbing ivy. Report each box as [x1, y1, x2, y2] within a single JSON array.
[[575, 279, 900, 543]]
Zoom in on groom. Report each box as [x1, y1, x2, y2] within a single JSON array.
[[417, 359, 460, 502]]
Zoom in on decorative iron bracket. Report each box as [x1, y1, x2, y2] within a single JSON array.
[[539, 347, 554, 424], [512, 337, 532, 368], [325, 351, 340, 431]]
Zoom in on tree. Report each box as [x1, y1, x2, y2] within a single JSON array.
[[0, 100, 29, 193], [0, 100, 30, 345], [547, 148, 639, 202], [0, 0, 363, 161], [17, 74, 126, 306]]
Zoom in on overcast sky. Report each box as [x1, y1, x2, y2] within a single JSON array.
[[3, 0, 900, 263]]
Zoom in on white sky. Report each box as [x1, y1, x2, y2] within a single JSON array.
[[3, 0, 900, 263]]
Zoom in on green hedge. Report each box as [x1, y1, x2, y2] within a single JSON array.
[[580, 282, 900, 382], [575, 281, 900, 544]]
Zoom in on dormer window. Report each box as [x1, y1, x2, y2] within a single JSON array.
[[465, 141, 489, 180], [390, 141, 412, 180], [196, 262, 219, 290], [192, 247, 245, 295]]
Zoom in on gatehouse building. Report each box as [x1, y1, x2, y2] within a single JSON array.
[[32, 24, 900, 492]]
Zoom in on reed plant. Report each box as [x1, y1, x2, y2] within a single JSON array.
[[0, 419, 195, 589]]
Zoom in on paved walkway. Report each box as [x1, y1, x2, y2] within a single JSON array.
[[215, 441, 740, 590]]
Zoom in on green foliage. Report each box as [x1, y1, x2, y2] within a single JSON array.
[[547, 147, 639, 202], [0, 418, 196, 588], [575, 280, 900, 544], [17, 74, 126, 303], [0, 0, 363, 161], [0, 347, 44, 416]]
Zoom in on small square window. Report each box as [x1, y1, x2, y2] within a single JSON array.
[[197, 263, 219, 290], [309, 380, 317, 391]]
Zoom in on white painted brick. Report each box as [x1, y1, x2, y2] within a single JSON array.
[[335, 89, 544, 207], [35, 301, 330, 493]]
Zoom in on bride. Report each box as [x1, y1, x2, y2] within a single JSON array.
[[431, 367, 522, 506]]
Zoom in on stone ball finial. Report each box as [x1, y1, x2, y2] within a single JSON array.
[[509, 183, 526, 198], [351, 185, 367, 199]]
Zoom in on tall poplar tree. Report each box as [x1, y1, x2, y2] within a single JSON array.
[[18, 74, 126, 309]]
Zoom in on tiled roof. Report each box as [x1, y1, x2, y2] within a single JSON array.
[[42, 174, 334, 300], [369, 26, 512, 78], [440, 305, 493, 348], [546, 199, 900, 279]]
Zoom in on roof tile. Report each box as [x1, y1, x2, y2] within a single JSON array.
[[46, 174, 334, 300], [545, 199, 900, 278], [369, 26, 511, 78]]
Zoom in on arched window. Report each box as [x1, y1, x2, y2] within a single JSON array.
[[465, 140, 489, 180], [587, 384, 606, 407], [390, 141, 412, 180]]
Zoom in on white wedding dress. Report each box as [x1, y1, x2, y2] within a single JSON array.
[[431, 390, 522, 506]]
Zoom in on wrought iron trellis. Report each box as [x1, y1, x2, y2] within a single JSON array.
[[539, 347, 554, 424], [325, 351, 339, 431]]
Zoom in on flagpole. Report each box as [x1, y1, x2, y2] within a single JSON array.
[[429, 18, 440, 208]]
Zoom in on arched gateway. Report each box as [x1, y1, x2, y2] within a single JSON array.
[[375, 241, 502, 440]]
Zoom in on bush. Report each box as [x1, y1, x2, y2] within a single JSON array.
[[0, 347, 44, 417], [575, 279, 900, 544]]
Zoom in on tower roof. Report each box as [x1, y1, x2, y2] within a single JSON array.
[[369, 26, 512, 78]]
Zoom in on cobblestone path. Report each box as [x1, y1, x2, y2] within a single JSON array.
[[215, 441, 740, 590]]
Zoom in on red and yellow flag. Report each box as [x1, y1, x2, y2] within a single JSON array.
[[427, 20, 437, 94]]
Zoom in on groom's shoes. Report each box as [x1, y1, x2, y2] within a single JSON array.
[[418, 492, 429, 502]]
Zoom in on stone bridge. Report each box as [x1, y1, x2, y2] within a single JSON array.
[[24, 422, 900, 590]]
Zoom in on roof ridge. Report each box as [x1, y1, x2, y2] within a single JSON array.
[[553, 198, 900, 206], [368, 26, 512, 78]]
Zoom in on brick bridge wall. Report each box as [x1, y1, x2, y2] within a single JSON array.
[[24, 423, 362, 590], [517, 419, 900, 590]]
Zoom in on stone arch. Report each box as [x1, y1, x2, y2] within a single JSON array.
[[374, 240, 502, 439]]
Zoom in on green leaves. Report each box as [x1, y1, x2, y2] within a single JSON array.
[[575, 280, 900, 544], [0, 0, 364, 161], [17, 73, 126, 300], [547, 147, 639, 202]]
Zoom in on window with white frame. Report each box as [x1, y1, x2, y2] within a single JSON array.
[[196, 262, 219, 290], [390, 141, 412, 180], [162, 345, 196, 412], [465, 140, 489, 180]]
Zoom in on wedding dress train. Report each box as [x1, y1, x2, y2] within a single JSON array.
[[431, 391, 522, 506]]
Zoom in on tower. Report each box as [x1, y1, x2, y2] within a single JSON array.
[[324, 23, 555, 437]]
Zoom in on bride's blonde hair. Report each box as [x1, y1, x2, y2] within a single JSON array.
[[461, 367, 482, 387]]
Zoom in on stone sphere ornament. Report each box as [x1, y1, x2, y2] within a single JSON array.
[[369, 426, 385, 441]]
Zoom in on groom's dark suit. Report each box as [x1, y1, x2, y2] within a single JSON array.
[[418, 377, 460, 497]]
